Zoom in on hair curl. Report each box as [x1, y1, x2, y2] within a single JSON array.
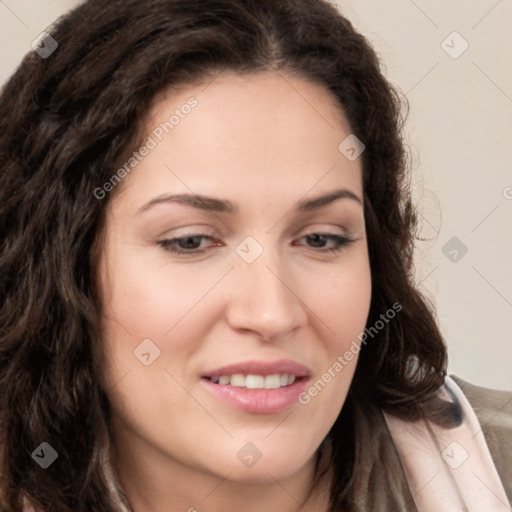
[[0, 0, 448, 510]]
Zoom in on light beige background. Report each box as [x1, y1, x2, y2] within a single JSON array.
[[1, 0, 511, 390]]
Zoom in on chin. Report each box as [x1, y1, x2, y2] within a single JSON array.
[[202, 442, 316, 484]]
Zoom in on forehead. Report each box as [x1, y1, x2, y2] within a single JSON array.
[[144, 71, 352, 151], [112, 71, 363, 210]]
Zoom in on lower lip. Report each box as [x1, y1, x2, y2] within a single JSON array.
[[200, 377, 309, 414]]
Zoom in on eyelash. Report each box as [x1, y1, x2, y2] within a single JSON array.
[[157, 233, 354, 256]]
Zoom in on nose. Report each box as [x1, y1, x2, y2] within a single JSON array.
[[225, 248, 307, 342]]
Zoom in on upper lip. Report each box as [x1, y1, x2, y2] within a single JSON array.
[[201, 359, 312, 379]]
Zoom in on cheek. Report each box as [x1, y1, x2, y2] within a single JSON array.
[[297, 266, 370, 438], [100, 244, 230, 339], [97, 245, 237, 400], [305, 251, 372, 396], [307, 252, 372, 344]]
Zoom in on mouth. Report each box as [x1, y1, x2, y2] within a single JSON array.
[[200, 359, 311, 414]]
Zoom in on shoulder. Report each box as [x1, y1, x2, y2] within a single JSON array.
[[450, 374, 512, 435], [450, 374, 512, 501]]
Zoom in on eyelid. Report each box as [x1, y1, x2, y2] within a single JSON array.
[[157, 220, 355, 242], [291, 223, 353, 241], [157, 224, 217, 238]]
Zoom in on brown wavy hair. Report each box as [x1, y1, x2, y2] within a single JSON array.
[[0, 0, 450, 510]]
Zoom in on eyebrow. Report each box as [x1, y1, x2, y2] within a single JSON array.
[[137, 188, 362, 215]]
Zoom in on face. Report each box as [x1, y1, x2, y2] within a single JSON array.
[[97, 71, 371, 485]]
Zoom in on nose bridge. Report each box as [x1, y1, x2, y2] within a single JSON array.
[[227, 239, 305, 339]]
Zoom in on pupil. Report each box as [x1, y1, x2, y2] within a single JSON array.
[[182, 236, 200, 249], [309, 234, 325, 247]]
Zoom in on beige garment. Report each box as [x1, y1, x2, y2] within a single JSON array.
[[452, 374, 512, 504], [384, 375, 512, 511]]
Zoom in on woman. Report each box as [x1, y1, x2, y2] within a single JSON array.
[[0, 0, 510, 511]]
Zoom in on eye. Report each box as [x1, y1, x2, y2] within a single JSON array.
[[294, 233, 354, 253], [157, 235, 217, 255], [157, 232, 354, 256]]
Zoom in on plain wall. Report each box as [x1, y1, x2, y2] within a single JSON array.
[[1, 0, 511, 390]]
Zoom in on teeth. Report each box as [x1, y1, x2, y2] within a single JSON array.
[[264, 374, 281, 389], [209, 373, 299, 389], [246, 375, 265, 389], [230, 374, 245, 387]]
